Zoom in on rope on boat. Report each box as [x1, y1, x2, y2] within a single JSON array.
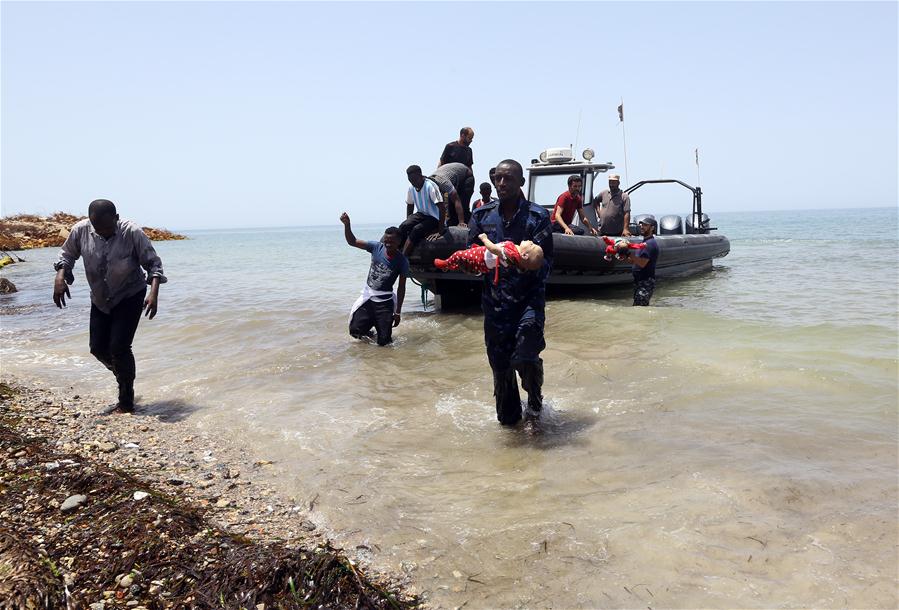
[[408, 276, 431, 311]]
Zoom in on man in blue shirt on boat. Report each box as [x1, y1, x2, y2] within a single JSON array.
[[467, 159, 554, 425]]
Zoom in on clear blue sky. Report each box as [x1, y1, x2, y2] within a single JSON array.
[[2, 1, 896, 230]]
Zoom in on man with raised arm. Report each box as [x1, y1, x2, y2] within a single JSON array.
[[467, 159, 554, 426], [341, 212, 408, 346], [52, 199, 167, 414]]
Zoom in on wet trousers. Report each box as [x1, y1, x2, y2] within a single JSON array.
[[349, 298, 395, 346], [633, 277, 656, 306], [89, 288, 145, 407], [483, 304, 545, 425]]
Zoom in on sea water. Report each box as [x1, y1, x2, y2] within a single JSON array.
[[1, 207, 896, 608]]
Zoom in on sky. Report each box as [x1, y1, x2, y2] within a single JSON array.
[[2, 1, 897, 230]]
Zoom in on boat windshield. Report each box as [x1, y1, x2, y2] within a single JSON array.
[[529, 173, 586, 208]]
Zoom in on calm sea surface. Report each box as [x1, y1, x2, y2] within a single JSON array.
[[2, 207, 897, 608]]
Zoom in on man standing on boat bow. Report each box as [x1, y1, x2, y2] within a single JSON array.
[[593, 173, 632, 236], [467, 160, 554, 425]]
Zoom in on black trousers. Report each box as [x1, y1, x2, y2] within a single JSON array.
[[349, 298, 395, 346], [484, 303, 546, 425], [633, 277, 656, 306], [448, 175, 476, 226], [552, 222, 585, 235], [89, 288, 145, 406], [399, 213, 439, 250]]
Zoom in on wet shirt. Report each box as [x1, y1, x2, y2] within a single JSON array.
[[365, 241, 409, 296], [467, 198, 554, 310], [430, 162, 470, 195], [551, 191, 583, 225], [55, 219, 167, 314], [632, 235, 659, 281], [440, 141, 473, 169], [594, 188, 631, 235]]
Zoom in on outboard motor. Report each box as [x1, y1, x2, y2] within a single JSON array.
[[631, 214, 653, 234], [659, 215, 683, 235], [685, 213, 711, 234]]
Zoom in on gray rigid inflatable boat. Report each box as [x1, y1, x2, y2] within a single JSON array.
[[407, 149, 730, 306]]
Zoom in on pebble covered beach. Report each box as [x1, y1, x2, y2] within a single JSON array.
[[0, 376, 418, 609]]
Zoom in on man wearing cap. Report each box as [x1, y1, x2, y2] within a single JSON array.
[[622, 216, 660, 306], [593, 174, 631, 236]]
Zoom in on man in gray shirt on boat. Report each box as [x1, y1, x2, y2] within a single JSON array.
[[430, 162, 474, 227], [53, 199, 167, 414], [593, 174, 632, 236]]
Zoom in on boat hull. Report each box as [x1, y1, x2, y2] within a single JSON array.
[[408, 227, 729, 296]]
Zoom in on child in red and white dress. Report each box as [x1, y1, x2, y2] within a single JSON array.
[[434, 233, 544, 284]]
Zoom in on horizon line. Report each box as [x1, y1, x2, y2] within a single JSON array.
[[170, 205, 898, 232]]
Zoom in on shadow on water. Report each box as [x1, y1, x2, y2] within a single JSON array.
[[502, 406, 599, 450], [135, 399, 202, 423]]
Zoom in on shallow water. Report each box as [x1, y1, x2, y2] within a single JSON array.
[[2, 207, 897, 608]]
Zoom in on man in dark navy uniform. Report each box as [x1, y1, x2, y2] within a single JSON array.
[[623, 216, 660, 306], [467, 159, 554, 425]]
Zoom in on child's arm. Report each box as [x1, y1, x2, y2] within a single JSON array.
[[478, 233, 504, 256]]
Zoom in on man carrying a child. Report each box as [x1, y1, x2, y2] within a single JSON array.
[[466, 159, 554, 426]]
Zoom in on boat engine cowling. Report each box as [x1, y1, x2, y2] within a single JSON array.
[[630, 214, 653, 235], [659, 215, 683, 235], [685, 213, 711, 234]]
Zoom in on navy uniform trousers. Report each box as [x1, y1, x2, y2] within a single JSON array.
[[484, 301, 545, 425]]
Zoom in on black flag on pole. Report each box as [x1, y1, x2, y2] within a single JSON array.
[[617, 103, 624, 122], [695, 148, 699, 165]]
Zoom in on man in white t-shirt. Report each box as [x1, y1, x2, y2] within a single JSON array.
[[399, 164, 445, 256]]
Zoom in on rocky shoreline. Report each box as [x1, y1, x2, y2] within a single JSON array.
[[0, 377, 419, 609], [0, 212, 187, 251]]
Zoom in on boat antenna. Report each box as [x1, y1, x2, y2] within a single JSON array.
[[695, 147, 701, 186], [618, 97, 630, 186], [573, 108, 582, 154]]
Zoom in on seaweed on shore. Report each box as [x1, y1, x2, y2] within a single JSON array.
[[0, 407, 417, 609]]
